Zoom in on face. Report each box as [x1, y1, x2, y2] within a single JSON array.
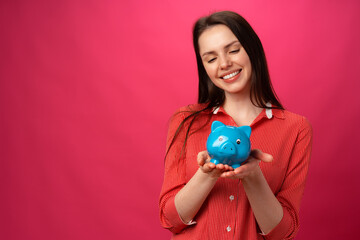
[[198, 24, 252, 96]]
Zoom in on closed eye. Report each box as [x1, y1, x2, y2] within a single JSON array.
[[230, 49, 240, 54], [208, 57, 217, 63]]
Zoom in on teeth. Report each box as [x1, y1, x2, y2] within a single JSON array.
[[222, 70, 240, 80]]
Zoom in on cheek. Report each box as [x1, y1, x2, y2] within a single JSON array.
[[247, 62, 252, 74], [244, 56, 252, 70], [238, 55, 252, 74], [203, 64, 217, 79]]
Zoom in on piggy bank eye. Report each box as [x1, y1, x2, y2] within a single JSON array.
[[218, 136, 223, 141], [236, 139, 241, 144]]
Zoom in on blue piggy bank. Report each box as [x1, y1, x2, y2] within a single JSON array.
[[206, 121, 251, 169]]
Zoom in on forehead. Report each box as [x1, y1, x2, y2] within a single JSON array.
[[198, 24, 239, 54]]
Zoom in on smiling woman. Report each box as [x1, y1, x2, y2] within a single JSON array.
[[159, 11, 313, 239], [198, 25, 252, 96]]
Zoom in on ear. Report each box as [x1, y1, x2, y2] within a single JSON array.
[[211, 121, 225, 131], [239, 126, 251, 138]]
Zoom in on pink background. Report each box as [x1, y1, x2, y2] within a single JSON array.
[[1, 0, 360, 239]]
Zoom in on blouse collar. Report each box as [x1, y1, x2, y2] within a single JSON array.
[[212, 103, 285, 120]]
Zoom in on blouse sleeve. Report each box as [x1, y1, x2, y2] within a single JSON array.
[[159, 110, 193, 233], [263, 116, 313, 240]]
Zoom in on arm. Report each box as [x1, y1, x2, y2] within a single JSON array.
[[159, 111, 189, 233], [260, 117, 313, 239], [159, 111, 231, 233], [241, 160, 284, 234], [222, 117, 313, 239]]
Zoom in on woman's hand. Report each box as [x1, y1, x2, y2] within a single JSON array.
[[197, 151, 233, 178], [220, 149, 273, 179]]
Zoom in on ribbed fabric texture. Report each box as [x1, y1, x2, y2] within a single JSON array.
[[159, 104, 313, 240]]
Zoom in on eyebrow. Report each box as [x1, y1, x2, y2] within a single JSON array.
[[201, 40, 240, 57]]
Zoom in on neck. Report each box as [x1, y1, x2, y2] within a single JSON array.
[[223, 92, 263, 126]]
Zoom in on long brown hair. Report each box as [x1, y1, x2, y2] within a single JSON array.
[[166, 11, 283, 158], [194, 11, 283, 109]]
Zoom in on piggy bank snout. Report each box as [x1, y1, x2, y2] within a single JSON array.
[[220, 142, 236, 155]]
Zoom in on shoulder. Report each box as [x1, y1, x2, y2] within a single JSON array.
[[281, 109, 313, 138], [171, 103, 210, 119], [282, 109, 311, 126], [175, 103, 209, 113], [167, 103, 211, 133]]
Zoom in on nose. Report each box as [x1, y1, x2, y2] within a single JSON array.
[[219, 55, 232, 69], [220, 142, 236, 155]]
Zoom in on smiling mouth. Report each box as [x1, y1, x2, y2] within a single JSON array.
[[221, 69, 242, 80]]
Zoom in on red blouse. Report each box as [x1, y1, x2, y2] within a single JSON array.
[[159, 104, 313, 239]]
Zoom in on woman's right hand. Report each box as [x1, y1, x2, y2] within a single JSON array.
[[197, 151, 233, 178]]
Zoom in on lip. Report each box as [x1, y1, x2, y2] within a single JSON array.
[[220, 69, 242, 83]]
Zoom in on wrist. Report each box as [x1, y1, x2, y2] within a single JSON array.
[[197, 167, 220, 181], [242, 165, 262, 184]]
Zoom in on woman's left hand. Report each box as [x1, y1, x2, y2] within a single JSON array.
[[220, 149, 273, 179]]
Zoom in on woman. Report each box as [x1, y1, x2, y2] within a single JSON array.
[[159, 11, 312, 239]]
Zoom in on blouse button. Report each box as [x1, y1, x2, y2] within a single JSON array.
[[226, 225, 231, 232], [229, 195, 234, 201]]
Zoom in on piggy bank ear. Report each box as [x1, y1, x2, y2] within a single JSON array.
[[211, 121, 225, 131], [239, 126, 251, 138]]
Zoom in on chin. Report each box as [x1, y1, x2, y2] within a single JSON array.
[[224, 85, 249, 95]]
